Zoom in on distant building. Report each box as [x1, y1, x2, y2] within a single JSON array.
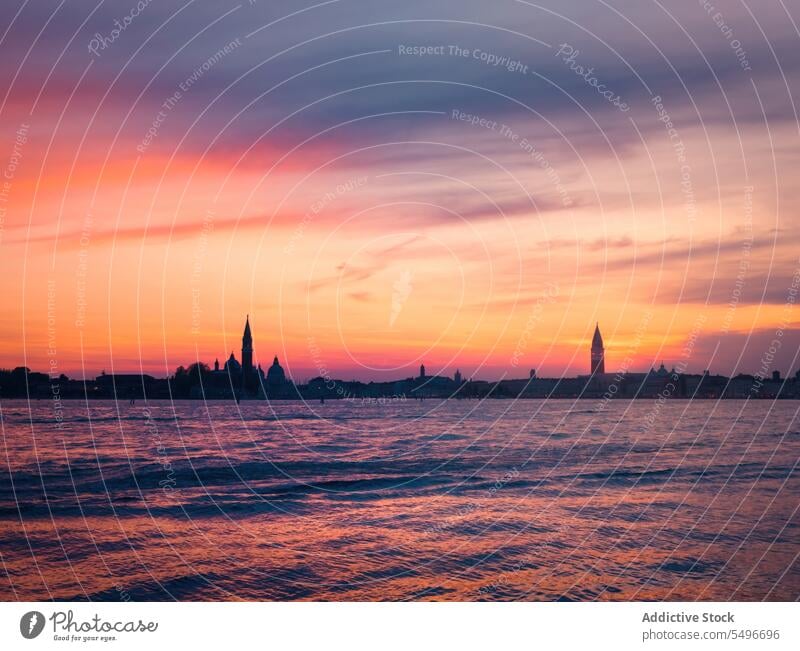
[[204, 316, 272, 398], [241, 315, 256, 392], [266, 356, 286, 386], [651, 362, 669, 377], [591, 323, 605, 375], [454, 369, 462, 384], [419, 364, 426, 379], [242, 315, 253, 378], [224, 352, 241, 374]]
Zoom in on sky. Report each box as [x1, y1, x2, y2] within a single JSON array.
[[0, 0, 799, 382]]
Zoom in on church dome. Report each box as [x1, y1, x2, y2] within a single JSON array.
[[224, 352, 241, 373], [267, 355, 286, 385]]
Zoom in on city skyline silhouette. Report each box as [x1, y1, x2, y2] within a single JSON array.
[[2, 316, 798, 401]]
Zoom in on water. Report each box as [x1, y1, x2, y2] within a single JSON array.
[[0, 399, 797, 601]]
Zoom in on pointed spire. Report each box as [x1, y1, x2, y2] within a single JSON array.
[[243, 314, 252, 341], [592, 322, 603, 347]]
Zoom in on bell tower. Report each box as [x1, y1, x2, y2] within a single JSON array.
[[591, 322, 605, 375], [242, 315, 253, 377]]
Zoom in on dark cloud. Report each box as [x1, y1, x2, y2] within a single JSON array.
[[4, 0, 799, 153]]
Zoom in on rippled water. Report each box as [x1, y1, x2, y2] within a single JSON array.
[[0, 399, 798, 601]]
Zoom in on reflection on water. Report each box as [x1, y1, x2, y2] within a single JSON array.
[[0, 399, 798, 601]]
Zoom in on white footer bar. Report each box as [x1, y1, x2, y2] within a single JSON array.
[[1, 602, 797, 650]]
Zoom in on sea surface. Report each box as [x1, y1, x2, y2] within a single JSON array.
[[0, 399, 798, 601]]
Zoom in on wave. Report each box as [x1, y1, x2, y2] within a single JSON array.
[[573, 462, 794, 485], [9, 415, 181, 425]]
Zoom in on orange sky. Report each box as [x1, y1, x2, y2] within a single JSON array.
[[1, 1, 799, 381]]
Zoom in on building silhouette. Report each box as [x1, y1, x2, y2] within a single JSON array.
[[224, 352, 241, 374], [591, 323, 605, 375], [242, 315, 253, 378], [5, 314, 800, 401], [266, 355, 287, 387], [200, 316, 290, 398]]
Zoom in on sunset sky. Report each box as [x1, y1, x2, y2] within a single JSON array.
[[1, 0, 799, 381]]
